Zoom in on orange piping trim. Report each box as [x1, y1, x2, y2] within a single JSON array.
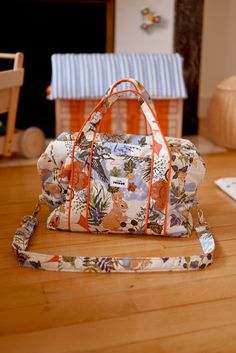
[[85, 124, 99, 230], [68, 138, 76, 231], [143, 127, 155, 234], [163, 145, 172, 235]]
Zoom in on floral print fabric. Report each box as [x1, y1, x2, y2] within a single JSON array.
[[12, 78, 214, 273], [38, 133, 205, 237], [12, 214, 214, 272], [37, 78, 206, 238]]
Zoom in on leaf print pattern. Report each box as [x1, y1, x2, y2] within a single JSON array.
[[166, 137, 206, 236], [14, 207, 214, 272], [82, 257, 118, 272], [110, 167, 121, 177], [124, 159, 136, 173], [138, 136, 147, 146], [38, 130, 205, 237], [37, 79, 205, 238], [16, 250, 214, 272], [88, 181, 112, 226]]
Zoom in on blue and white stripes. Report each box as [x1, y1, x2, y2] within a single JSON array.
[[49, 53, 187, 99]]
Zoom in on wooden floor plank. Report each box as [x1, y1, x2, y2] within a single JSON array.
[[0, 151, 236, 353], [0, 297, 236, 353], [87, 323, 236, 353], [1, 274, 236, 336]]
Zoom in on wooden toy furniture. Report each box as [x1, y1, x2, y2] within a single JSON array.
[[0, 52, 24, 156], [0, 52, 45, 158]]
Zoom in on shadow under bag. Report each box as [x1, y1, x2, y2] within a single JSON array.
[[12, 78, 215, 272]]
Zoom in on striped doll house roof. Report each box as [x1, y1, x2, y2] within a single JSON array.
[[48, 53, 187, 100]]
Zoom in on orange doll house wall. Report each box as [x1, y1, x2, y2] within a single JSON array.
[[55, 98, 183, 137]]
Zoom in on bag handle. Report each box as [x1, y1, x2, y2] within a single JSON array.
[[107, 78, 141, 94], [106, 78, 151, 99], [77, 87, 164, 146], [106, 78, 153, 135], [69, 81, 171, 235], [12, 201, 215, 272], [106, 78, 155, 123], [73, 78, 167, 162]]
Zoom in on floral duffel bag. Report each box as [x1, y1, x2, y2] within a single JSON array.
[[12, 78, 215, 272]]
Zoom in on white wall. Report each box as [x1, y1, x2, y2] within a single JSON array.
[[115, 0, 175, 53], [199, 0, 236, 118]]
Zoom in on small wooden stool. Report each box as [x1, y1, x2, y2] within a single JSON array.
[[207, 76, 236, 149]]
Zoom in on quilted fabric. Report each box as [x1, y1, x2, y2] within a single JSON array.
[[38, 131, 205, 237], [12, 78, 214, 273], [38, 79, 205, 237]]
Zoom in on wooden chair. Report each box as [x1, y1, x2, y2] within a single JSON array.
[[0, 52, 24, 156], [0, 52, 45, 158]]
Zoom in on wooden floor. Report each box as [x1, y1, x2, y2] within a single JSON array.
[[0, 151, 236, 353]]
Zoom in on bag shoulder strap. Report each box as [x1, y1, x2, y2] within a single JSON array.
[[12, 201, 215, 272]]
